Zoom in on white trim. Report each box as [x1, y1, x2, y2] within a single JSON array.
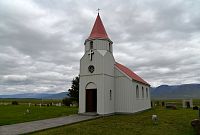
[[97, 50, 107, 56]]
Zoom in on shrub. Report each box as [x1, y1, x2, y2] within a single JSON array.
[[62, 98, 72, 106], [12, 101, 18, 105]]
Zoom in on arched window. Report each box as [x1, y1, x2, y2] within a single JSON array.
[[136, 85, 139, 98], [142, 87, 144, 98], [109, 42, 111, 52], [146, 88, 148, 98], [90, 41, 93, 49]]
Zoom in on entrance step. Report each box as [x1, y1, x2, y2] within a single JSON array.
[[79, 112, 98, 116]]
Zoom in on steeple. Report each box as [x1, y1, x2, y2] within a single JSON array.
[[88, 13, 109, 40]]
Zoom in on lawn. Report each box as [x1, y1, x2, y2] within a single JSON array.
[[0, 98, 62, 104], [0, 105, 78, 126], [30, 107, 198, 135]]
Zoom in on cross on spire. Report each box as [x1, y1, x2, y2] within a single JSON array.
[[97, 8, 101, 14]]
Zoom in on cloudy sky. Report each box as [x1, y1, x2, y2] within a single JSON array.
[[0, 0, 200, 95]]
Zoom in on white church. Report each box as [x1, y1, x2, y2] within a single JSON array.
[[79, 13, 151, 115]]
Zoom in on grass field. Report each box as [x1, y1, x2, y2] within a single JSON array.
[[0, 98, 62, 104], [0, 105, 78, 126], [30, 107, 198, 135]]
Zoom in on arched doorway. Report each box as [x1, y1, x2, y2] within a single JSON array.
[[85, 82, 97, 112]]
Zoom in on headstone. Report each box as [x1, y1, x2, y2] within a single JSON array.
[[193, 106, 199, 110], [152, 115, 158, 125], [28, 103, 31, 107], [39, 103, 42, 107], [166, 103, 177, 109], [162, 101, 165, 107], [182, 99, 193, 108], [26, 109, 30, 113], [191, 119, 200, 134]]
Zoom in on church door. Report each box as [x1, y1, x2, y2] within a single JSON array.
[[86, 89, 97, 112]]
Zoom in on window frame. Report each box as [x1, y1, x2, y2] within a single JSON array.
[[108, 42, 111, 52], [142, 86, 144, 98], [146, 88, 148, 98], [90, 41, 93, 50], [136, 85, 139, 98]]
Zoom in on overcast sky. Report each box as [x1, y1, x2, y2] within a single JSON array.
[[0, 0, 200, 95]]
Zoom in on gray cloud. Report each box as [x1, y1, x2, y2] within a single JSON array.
[[0, 0, 200, 94]]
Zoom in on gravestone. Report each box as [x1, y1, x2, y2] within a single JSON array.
[[191, 119, 200, 135], [193, 106, 199, 110], [165, 103, 177, 110], [182, 99, 193, 108], [162, 101, 165, 107]]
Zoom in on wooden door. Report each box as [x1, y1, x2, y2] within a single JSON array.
[[86, 89, 97, 112]]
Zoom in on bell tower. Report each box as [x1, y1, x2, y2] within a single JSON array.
[[84, 13, 113, 53], [79, 13, 115, 115]]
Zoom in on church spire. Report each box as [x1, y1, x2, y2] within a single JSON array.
[[88, 13, 109, 40]]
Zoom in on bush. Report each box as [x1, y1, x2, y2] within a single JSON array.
[[12, 101, 18, 105], [62, 98, 72, 106]]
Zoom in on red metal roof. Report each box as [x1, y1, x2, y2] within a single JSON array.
[[88, 13, 109, 39], [115, 62, 150, 86]]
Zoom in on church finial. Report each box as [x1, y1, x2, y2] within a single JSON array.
[[97, 8, 101, 15]]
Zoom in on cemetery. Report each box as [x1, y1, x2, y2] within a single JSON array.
[[1, 98, 200, 134], [0, 99, 77, 126], [29, 102, 200, 135]]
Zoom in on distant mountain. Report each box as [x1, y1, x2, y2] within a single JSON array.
[[2, 84, 200, 100], [150, 84, 200, 99], [0, 92, 69, 99]]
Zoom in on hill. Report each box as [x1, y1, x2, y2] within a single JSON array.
[[0, 92, 69, 99], [150, 84, 200, 99]]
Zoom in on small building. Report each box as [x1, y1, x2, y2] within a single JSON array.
[[79, 13, 151, 115], [182, 99, 193, 108]]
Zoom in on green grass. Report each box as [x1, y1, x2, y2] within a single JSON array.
[[0, 98, 62, 104], [30, 107, 198, 135], [0, 105, 78, 126]]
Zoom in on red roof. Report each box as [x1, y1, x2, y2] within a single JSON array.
[[88, 13, 109, 39], [115, 62, 150, 86]]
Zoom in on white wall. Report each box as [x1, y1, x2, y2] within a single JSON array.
[[79, 39, 115, 115], [115, 67, 151, 113], [103, 75, 115, 114], [79, 75, 104, 114]]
